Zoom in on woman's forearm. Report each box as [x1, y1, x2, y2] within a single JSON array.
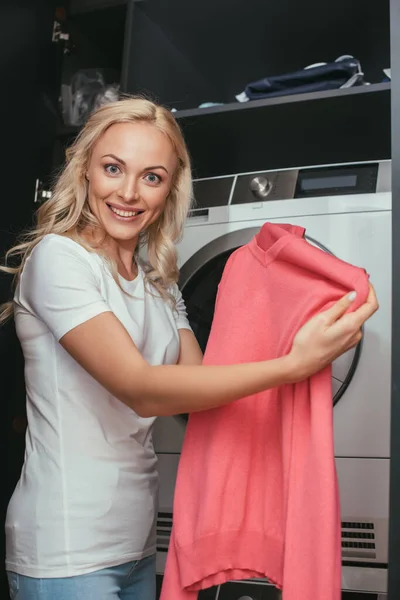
[[130, 355, 296, 417]]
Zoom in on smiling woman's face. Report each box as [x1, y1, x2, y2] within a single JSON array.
[[86, 121, 178, 246]]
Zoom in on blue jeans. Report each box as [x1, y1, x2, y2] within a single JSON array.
[[7, 554, 156, 600]]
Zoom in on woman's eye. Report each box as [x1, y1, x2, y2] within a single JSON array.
[[105, 164, 121, 175], [145, 172, 161, 184]]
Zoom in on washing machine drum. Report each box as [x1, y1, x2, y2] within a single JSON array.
[[180, 238, 361, 411]]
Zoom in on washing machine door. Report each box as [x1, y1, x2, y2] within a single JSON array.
[[179, 227, 361, 418]]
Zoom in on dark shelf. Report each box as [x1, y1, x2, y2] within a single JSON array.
[[177, 82, 391, 178], [55, 82, 391, 139], [174, 82, 391, 120]]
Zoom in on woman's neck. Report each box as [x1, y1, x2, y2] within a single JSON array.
[[80, 227, 139, 281]]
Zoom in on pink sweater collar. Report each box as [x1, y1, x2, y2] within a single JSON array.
[[249, 222, 306, 267]]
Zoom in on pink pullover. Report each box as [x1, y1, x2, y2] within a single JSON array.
[[161, 222, 370, 600]]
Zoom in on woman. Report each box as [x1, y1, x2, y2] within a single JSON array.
[[1, 97, 377, 600]]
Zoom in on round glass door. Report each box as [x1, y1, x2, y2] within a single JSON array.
[[181, 243, 361, 414]]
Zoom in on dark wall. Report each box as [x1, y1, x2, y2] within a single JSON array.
[[0, 1, 59, 597]]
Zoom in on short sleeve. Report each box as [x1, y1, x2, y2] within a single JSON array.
[[16, 235, 111, 341], [170, 284, 193, 331]]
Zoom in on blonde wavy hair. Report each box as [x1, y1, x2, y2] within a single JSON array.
[[0, 97, 193, 324]]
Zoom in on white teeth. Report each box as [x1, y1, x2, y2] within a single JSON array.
[[110, 206, 140, 217]]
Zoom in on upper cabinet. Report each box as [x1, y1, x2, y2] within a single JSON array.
[[54, 0, 391, 176], [123, 0, 390, 111]]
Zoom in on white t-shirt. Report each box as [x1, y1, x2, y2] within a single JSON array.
[[5, 234, 192, 578]]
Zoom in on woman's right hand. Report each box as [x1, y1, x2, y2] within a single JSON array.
[[287, 284, 379, 383]]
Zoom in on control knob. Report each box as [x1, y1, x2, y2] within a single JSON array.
[[250, 175, 272, 199]]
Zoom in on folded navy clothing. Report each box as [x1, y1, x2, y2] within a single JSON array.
[[236, 55, 364, 102]]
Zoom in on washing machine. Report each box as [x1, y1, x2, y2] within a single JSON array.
[[154, 160, 391, 596]]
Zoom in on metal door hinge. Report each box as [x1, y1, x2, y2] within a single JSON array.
[[52, 20, 70, 43], [34, 179, 52, 204]]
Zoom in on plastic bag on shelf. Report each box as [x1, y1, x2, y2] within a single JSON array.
[[61, 68, 120, 127]]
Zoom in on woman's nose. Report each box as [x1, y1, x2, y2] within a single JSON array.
[[118, 176, 138, 203]]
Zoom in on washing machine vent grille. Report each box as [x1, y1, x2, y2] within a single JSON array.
[[341, 521, 376, 559], [156, 512, 173, 551], [156, 514, 378, 559]]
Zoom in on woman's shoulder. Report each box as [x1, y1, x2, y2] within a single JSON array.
[[35, 233, 91, 254], [20, 234, 103, 287], [28, 234, 98, 267], [16, 235, 106, 305]]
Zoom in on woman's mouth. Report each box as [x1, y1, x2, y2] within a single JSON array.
[[106, 204, 144, 221]]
